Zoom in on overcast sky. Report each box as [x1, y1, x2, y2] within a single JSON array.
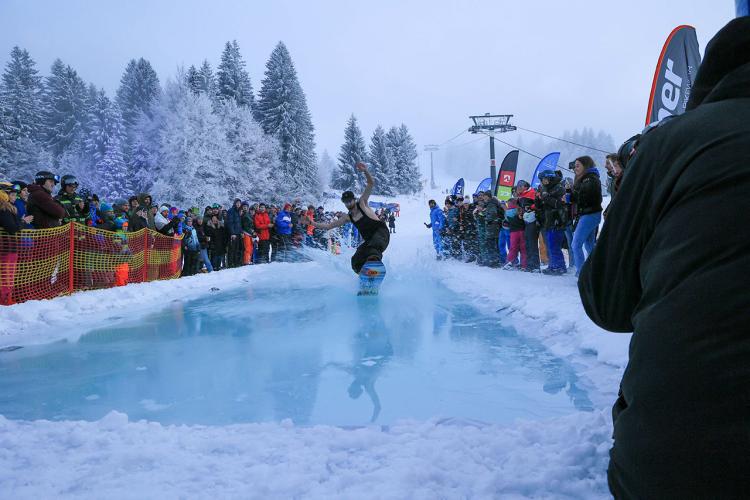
[[0, 0, 734, 175]]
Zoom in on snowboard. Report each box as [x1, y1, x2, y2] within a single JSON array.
[[358, 260, 386, 296]]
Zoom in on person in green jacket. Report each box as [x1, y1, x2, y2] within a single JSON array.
[[54, 175, 87, 224]]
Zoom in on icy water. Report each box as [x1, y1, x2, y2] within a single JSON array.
[[0, 276, 592, 426]]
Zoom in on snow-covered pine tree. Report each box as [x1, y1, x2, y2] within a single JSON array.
[[318, 149, 335, 191], [84, 89, 128, 198], [197, 60, 217, 98], [367, 125, 396, 196], [0, 47, 47, 179], [150, 78, 235, 207], [255, 42, 320, 199], [331, 114, 367, 192], [115, 57, 160, 182], [216, 41, 254, 108], [116, 58, 160, 139], [1, 47, 44, 143], [217, 99, 281, 203], [186, 65, 201, 94], [43, 59, 87, 161], [386, 124, 420, 194]]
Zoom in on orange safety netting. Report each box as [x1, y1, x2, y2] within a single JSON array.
[[0, 223, 183, 306]]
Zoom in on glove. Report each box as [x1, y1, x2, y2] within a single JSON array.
[[523, 211, 536, 223]]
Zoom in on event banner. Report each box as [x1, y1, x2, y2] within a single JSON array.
[[645, 25, 701, 126], [495, 150, 519, 201]]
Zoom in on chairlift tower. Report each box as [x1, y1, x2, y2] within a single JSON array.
[[424, 144, 439, 189], [468, 114, 516, 194]]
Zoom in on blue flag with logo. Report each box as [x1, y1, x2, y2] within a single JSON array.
[[451, 178, 465, 196], [474, 177, 492, 195], [531, 152, 560, 189]]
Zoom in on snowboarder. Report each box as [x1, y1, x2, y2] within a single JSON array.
[[305, 162, 390, 274]]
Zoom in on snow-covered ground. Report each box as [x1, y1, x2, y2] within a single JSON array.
[[0, 188, 630, 499]]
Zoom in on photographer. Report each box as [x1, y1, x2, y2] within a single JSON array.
[[579, 17, 750, 498]]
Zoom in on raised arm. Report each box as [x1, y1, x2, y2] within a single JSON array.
[[308, 213, 350, 231], [357, 162, 374, 204]]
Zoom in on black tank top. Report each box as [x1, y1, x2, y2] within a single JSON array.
[[349, 199, 385, 240]]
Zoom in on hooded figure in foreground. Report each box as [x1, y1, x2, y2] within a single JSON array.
[[578, 17, 750, 498]]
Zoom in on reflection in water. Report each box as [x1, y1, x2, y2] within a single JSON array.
[[327, 301, 393, 422]]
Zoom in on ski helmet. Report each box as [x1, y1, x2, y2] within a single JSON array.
[[537, 169, 557, 181], [60, 175, 79, 188], [34, 171, 60, 185]]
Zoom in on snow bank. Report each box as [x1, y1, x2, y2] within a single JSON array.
[[0, 410, 612, 499]]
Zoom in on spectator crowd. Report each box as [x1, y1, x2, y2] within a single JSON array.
[[1, 170, 402, 304], [425, 154, 618, 278]]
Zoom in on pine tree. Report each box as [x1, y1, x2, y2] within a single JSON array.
[[116, 58, 160, 135], [318, 149, 335, 191], [0, 47, 47, 179], [255, 42, 320, 198], [216, 41, 254, 107], [43, 59, 87, 160], [150, 78, 235, 207], [116, 57, 160, 178], [1, 47, 44, 141], [217, 99, 281, 203], [197, 60, 217, 97], [386, 124, 420, 194], [186, 65, 201, 94], [367, 125, 395, 196], [332, 114, 367, 191], [79, 89, 128, 197]]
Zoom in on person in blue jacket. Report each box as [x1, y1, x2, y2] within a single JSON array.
[[424, 199, 445, 259], [274, 203, 293, 261]]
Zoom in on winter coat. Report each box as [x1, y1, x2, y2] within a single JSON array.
[[516, 188, 537, 216], [483, 197, 503, 236], [154, 212, 179, 236], [226, 207, 243, 236], [241, 213, 255, 235], [182, 226, 200, 252], [571, 168, 603, 216], [536, 179, 567, 230], [205, 222, 228, 254], [445, 206, 460, 233], [14, 198, 31, 229], [428, 206, 445, 232], [26, 184, 65, 229], [505, 209, 525, 232], [128, 214, 148, 232], [195, 222, 209, 249], [275, 210, 292, 235], [136, 193, 155, 229], [55, 191, 87, 225], [253, 211, 272, 241], [388, 214, 396, 228], [579, 19, 750, 498]]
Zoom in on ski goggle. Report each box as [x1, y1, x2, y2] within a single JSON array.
[[63, 176, 79, 186]]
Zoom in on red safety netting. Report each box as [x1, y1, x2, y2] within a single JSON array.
[[0, 223, 183, 306]]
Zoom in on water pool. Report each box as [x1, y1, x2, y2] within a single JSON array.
[[0, 275, 592, 426]]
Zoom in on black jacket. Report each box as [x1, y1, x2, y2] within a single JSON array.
[[204, 222, 228, 254], [536, 178, 567, 230], [579, 18, 750, 499], [571, 170, 603, 216]]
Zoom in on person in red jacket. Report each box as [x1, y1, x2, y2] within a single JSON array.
[[26, 171, 66, 229], [253, 203, 274, 263]]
